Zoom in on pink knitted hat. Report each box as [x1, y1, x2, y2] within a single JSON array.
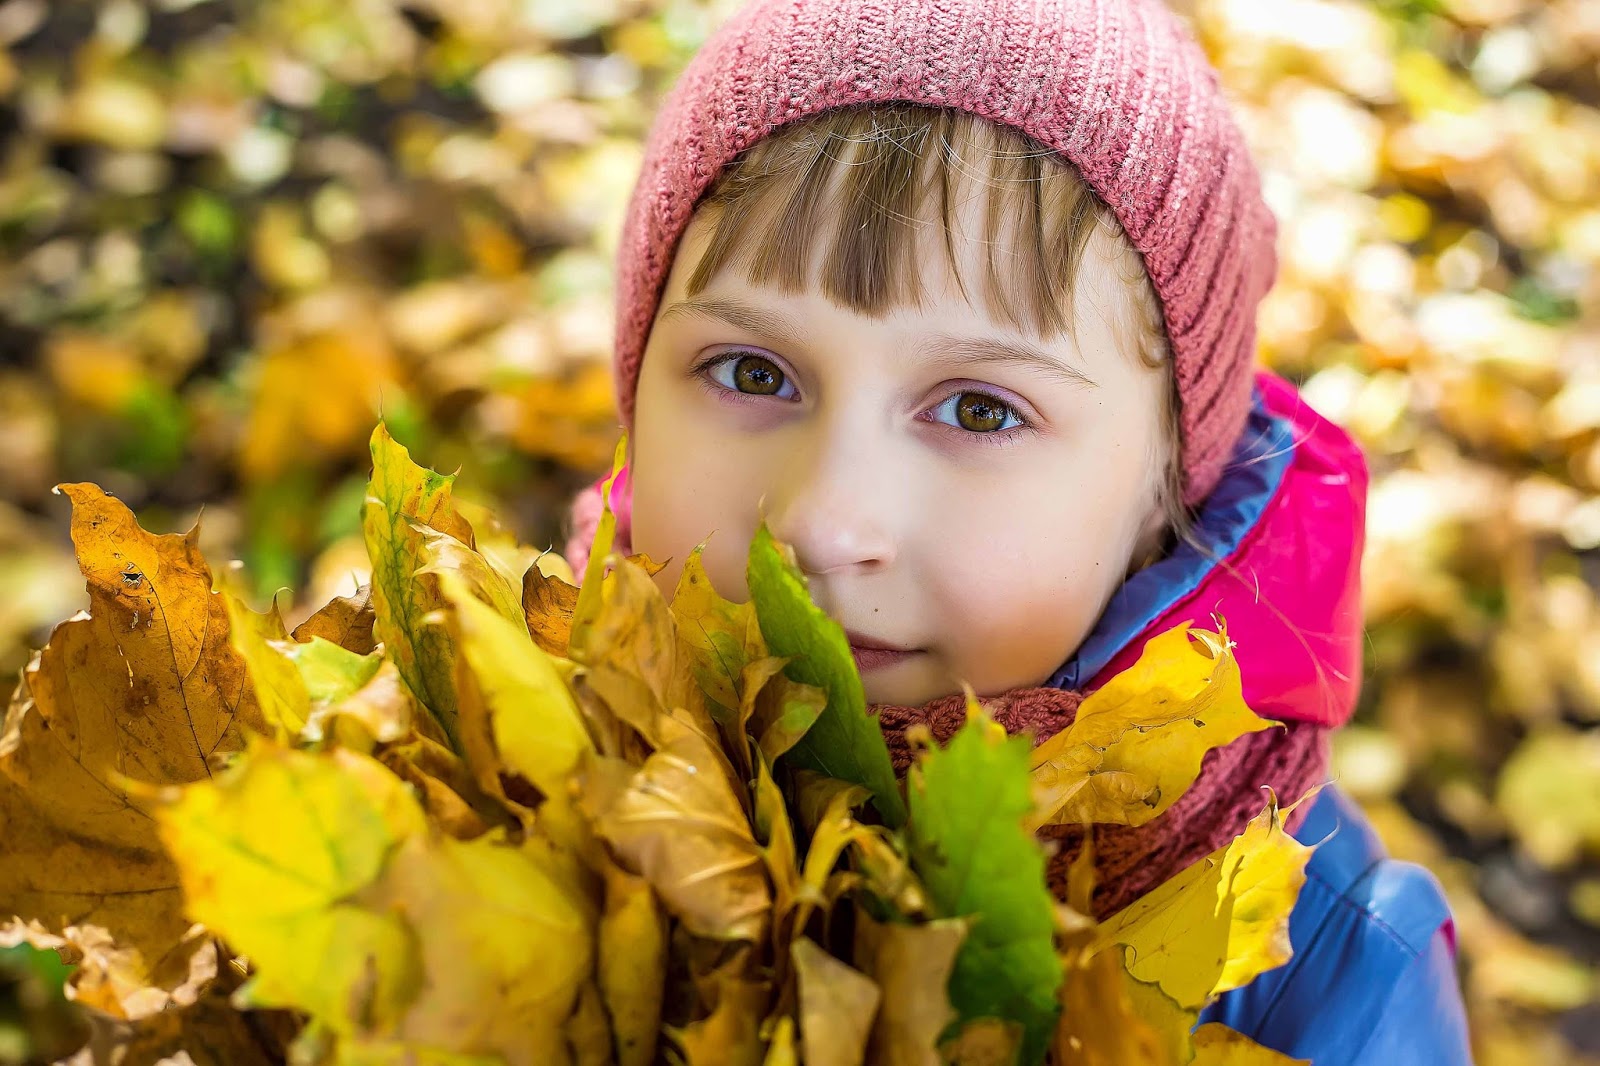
[[609, 0, 1279, 507]]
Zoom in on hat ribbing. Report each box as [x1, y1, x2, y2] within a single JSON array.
[[610, 0, 1279, 507]]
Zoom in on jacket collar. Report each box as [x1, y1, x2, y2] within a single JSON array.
[[1051, 370, 1369, 728]]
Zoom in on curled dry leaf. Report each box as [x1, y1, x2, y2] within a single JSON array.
[[525, 556, 580, 657], [581, 714, 772, 942], [290, 582, 376, 654], [0, 918, 214, 1023], [671, 951, 771, 1066]]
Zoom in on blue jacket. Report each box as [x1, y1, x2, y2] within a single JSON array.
[[1054, 371, 1474, 1064]]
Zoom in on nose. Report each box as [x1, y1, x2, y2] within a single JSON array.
[[763, 428, 900, 576]]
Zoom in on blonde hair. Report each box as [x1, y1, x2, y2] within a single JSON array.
[[677, 102, 1190, 554]]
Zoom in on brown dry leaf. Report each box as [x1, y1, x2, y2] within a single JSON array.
[[0, 919, 214, 1023], [793, 936, 880, 1066], [376, 734, 495, 839], [571, 554, 730, 791], [291, 582, 377, 653], [73, 976, 300, 1066], [525, 556, 580, 656], [0, 484, 267, 997], [569, 554, 679, 729], [853, 910, 970, 1066]]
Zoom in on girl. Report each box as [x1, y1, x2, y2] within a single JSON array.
[[564, 0, 1474, 1060]]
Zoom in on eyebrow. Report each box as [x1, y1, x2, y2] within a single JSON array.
[[656, 295, 1098, 389]]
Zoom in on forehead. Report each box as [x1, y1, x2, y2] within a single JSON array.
[[660, 104, 1146, 356]]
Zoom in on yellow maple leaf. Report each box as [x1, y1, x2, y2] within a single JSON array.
[[1028, 623, 1277, 828], [1090, 792, 1315, 1009]]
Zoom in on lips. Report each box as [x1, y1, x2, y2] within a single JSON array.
[[844, 630, 920, 672]]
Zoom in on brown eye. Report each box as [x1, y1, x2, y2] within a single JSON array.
[[733, 355, 786, 395], [955, 392, 1011, 432]]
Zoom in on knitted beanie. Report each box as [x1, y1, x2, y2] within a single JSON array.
[[608, 0, 1279, 507]]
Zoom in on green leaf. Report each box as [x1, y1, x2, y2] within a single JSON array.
[[745, 523, 906, 828], [907, 701, 1060, 1066]]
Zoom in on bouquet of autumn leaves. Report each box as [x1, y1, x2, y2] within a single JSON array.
[[0, 425, 1317, 1066]]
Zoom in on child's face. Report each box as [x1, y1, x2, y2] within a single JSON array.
[[628, 196, 1169, 706]]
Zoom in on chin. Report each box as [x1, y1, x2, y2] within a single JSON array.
[[860, 670, 956, 708]]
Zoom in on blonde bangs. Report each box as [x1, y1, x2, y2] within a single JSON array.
[[682, 102, 1168, 370]]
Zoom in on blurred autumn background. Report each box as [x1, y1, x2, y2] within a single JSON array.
[[0, 0, 1596, 1062]]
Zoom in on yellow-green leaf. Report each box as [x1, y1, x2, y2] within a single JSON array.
[[362, 423, 477, 749], [439, 570, 591, 806], [154, 738, 424, 1030]]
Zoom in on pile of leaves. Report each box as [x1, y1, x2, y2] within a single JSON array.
[[1, 425, 1315, 1065]]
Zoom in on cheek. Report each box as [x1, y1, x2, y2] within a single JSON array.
[[627, 394, 764, 602], [924, 526, 1109, 691], [918, 463, 1146, 691]]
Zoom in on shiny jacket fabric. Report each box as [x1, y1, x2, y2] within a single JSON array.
[[1073, 369, 1473, 1063]]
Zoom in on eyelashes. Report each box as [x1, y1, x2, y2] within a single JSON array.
[[690, 349, 1037, 447]]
